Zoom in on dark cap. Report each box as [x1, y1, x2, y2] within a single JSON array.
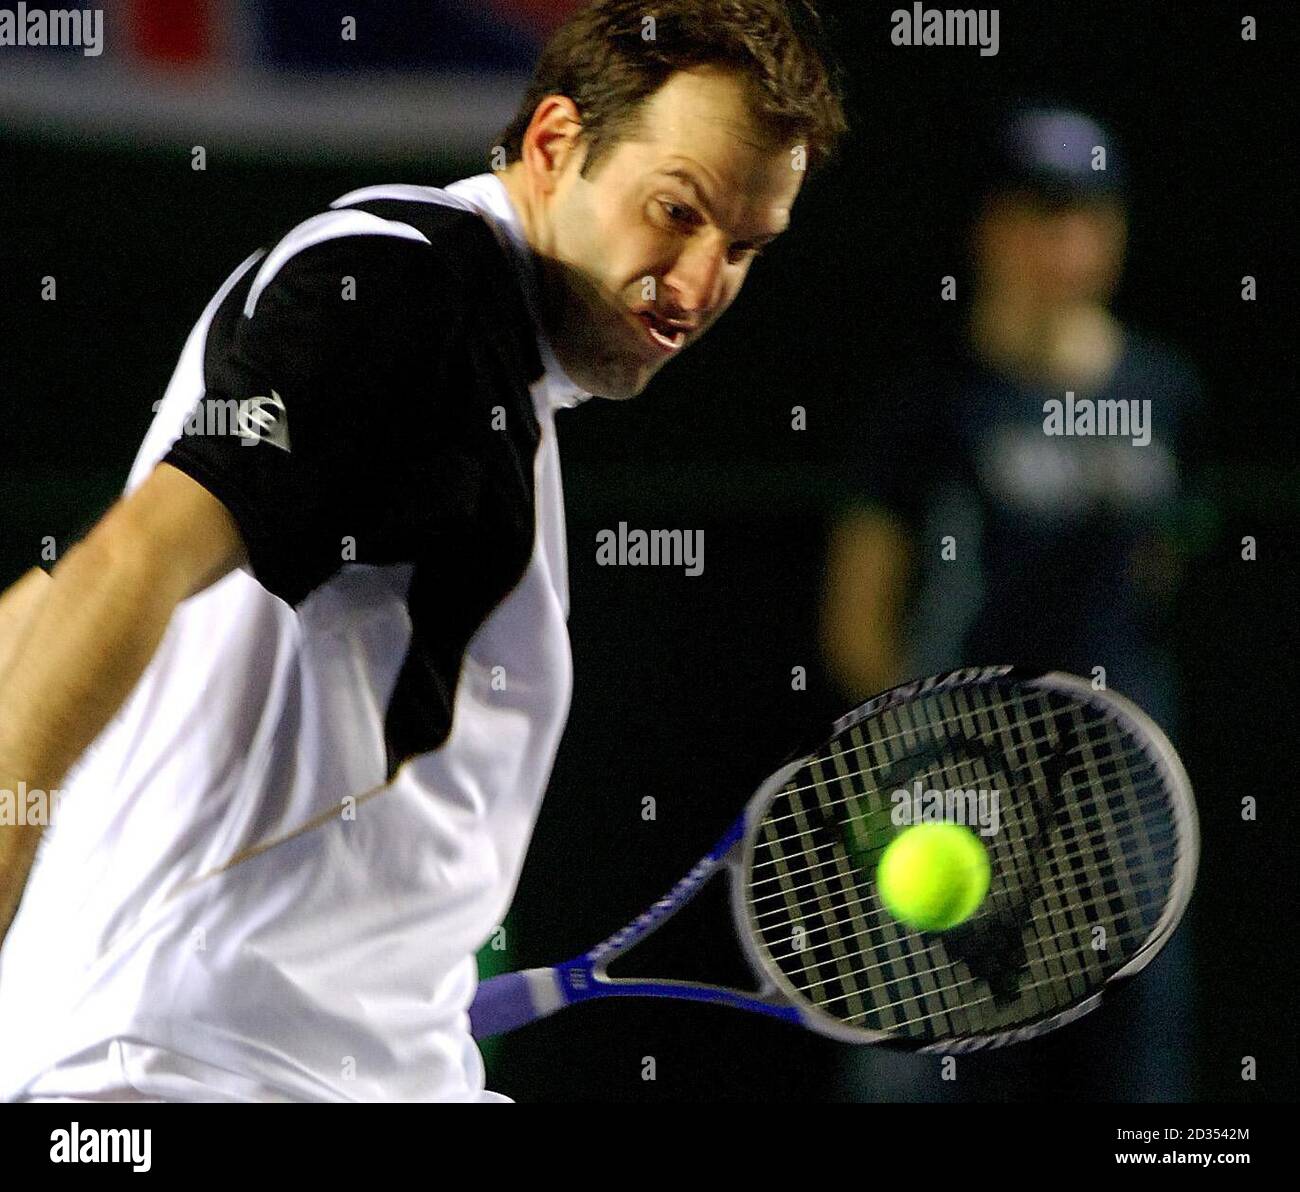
[[985, 106, 1125, 202]]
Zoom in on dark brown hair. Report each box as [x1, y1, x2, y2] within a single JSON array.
[[497, 0, 848, 178]]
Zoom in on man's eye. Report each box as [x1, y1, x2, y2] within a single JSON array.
[[660, 200, 696, 227], [728, 244, 765, 264]]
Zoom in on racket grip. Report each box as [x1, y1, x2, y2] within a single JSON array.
[[470, 967, 565, 1039]]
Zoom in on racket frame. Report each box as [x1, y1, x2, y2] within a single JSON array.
[[470, 667, 1198, 1049]]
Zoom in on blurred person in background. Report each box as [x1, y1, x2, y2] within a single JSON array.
[[821, 106, 1201, 1099]]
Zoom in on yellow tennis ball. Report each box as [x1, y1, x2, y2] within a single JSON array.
[[875, 822, 990, 931]]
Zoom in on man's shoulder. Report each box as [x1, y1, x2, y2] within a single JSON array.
[[243, 184, 511, 309], [227, 183, 538, 376], [324, 183, 508, 275]]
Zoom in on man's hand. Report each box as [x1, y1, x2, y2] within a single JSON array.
[[0, 462, 247, 944]]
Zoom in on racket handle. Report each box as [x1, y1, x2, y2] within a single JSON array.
[[470, 967, 566, 1039]]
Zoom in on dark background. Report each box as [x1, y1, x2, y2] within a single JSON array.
[[2, 1, 1295, 1100]]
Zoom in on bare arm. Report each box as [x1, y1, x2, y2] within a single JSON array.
[[0, 462, 246, 943], [820, 505, 913, 702], [0, 568, 52, 681]]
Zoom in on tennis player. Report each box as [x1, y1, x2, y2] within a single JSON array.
[[0, 1, 845, 1101]]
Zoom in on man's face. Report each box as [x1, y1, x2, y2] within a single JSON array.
[[528, 68, 804, 399]]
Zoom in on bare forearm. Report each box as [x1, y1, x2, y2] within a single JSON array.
[[0, 534, 190, 938], [0, 567, 52, 681], [0, 567, 56, 934], [0, 532, 189, 787]]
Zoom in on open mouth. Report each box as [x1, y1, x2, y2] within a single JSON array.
[[632, 309, 688, 354]]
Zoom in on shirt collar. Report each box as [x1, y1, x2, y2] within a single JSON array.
[[443, 172, 595, 412]]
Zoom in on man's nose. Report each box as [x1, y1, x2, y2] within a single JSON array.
[[665, 238, 727, 316]]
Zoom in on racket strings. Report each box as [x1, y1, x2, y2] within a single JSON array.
[[760, 695, 1139, 832], [754, 816, 1170, 956], [748, 825, 1174, 936], [747, 773, 1176, 900], [761, 872, 1167, 979], [745, 684, 1182, 1041], [765, 705, 1157, 899], [750, 723, 1170, 920], [751, 877, 1167, 969], [836, 959, 1115, 1024], [749, 756, 1171, 886], [800, 929, 1114, 1020]]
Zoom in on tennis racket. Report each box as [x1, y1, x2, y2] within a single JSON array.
[[471, 667, 1197, 1051]]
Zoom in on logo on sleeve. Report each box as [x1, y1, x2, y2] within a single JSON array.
[[236, 390, 291, 451]]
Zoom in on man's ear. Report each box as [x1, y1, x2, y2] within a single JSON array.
[[519, 95, 585, 194]]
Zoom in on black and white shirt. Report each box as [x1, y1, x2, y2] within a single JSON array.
[[0, 174, 593, 1102]]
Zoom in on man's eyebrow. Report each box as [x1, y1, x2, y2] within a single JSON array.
[[657, 167, 789, 242], [659, 168, 713, 215]]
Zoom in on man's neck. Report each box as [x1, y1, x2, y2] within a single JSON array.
[[498, 164, 547, 258], [495, 165, 595, 396]]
